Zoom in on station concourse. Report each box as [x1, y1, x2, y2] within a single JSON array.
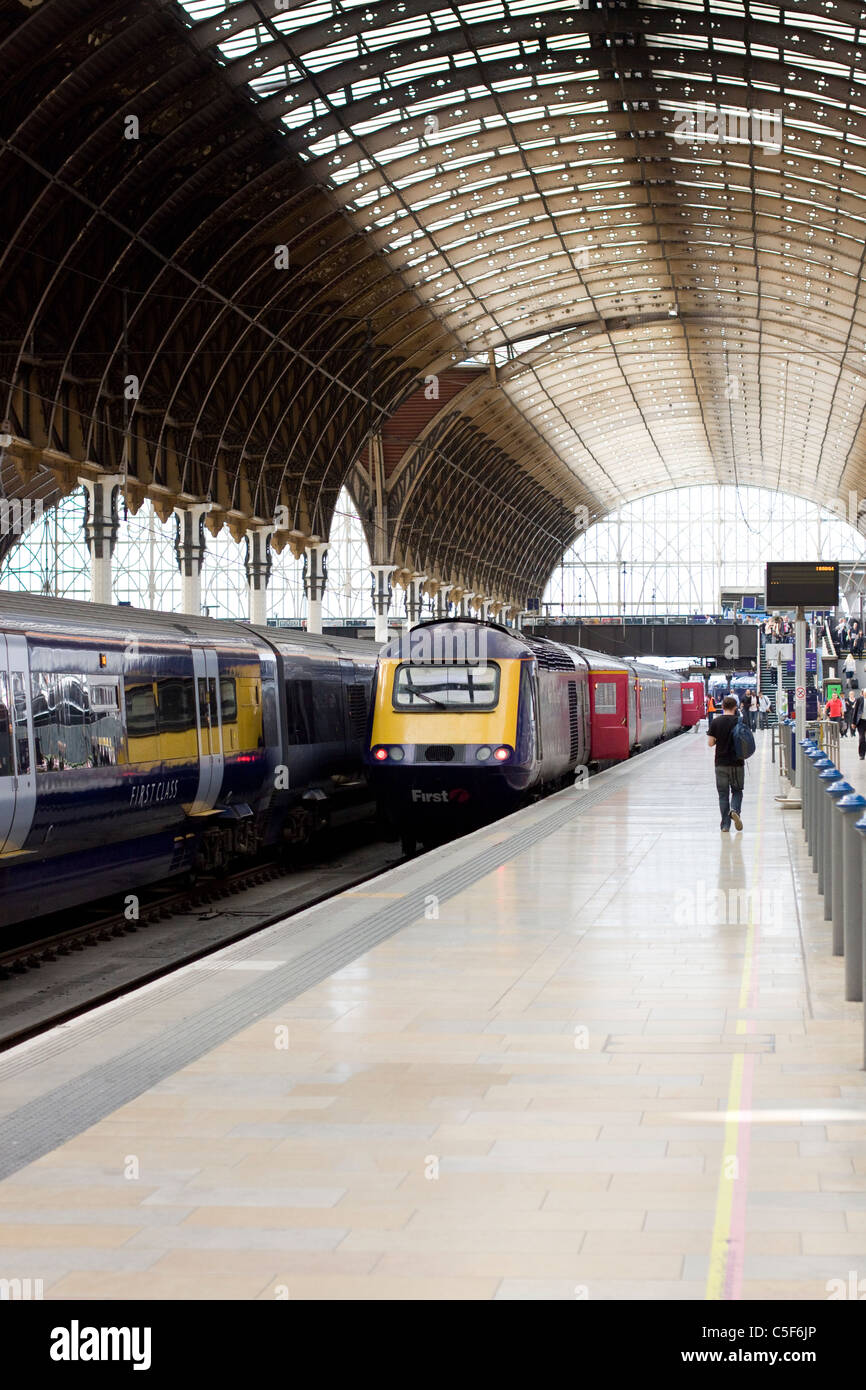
[[5, 0, 866, 1344], [0, 729, 863, 1303]]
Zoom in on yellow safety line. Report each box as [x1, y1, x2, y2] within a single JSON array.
[[705, 744, 767, 1299]]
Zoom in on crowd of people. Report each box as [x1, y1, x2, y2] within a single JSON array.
[[763, 614, 794, 643], [832, 618, 864, 658], [706, 686, 770, 730]]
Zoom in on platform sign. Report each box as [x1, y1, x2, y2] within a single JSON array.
[[787, 687, 818, 719], [785, 651, 816, 675], [765, 561, 838, 609], [765, 642, 793, 663]]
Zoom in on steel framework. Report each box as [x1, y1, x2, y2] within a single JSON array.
[[3, 0, 866, 607]]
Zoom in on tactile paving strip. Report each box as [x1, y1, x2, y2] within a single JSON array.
[[0, 737, 686, 1180]]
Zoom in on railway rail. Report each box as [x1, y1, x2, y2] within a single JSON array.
[[0, 830, 403, 1052]]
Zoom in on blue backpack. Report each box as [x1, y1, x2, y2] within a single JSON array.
[[731, 715, 756, 761]]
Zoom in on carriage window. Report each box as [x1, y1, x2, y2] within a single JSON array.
[[682, 688, 694, 703], [10, 672, 29, 774], [125, 680, 158, 739], [219, 677, 237, 723], [156, 677, 196, 733], [88, 681, 122, 765], [0, 672, 12, 776], [31, 672, 89, 770], [393, 663, 500, 709], [595, 681, 617, 712]]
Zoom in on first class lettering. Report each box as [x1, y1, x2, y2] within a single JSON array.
[[129, 779, 179, 808]]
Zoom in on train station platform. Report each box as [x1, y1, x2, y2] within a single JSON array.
[[0, 727, 864, 1302]]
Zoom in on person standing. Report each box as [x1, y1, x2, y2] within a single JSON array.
[[826, 691, 844, 731], [740, 688, 752, 731], [758, 691, 771, 730], [845, 691, 858, 739], [708, 695, 745, 833], [853, 690, 866, 760]]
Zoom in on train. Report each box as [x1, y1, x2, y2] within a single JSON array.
[[0, 594, 377, 927], [366, 619, 705, 851]]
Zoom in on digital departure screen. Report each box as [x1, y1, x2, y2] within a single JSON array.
[[765, 562, 839, 609]]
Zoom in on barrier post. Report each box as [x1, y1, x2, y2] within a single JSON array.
[[818, 766, 843, 900], [825, 779, 852, 923], [839, 798, 866, 992], [811, 757, 832, 870]]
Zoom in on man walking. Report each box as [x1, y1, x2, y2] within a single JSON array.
[[708, 694, 745, 833]]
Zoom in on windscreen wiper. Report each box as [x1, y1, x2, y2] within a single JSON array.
[[405, 686, 448, 709]]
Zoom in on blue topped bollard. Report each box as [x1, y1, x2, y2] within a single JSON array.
[[800, 739, 817, 834], [826, 778, 853, 923], [818, 766, 843, 901], [839, 800, 866, 984], [835, 791, 864, 961], [809, 754, 832, 867], [856, 816, 866, 1068]]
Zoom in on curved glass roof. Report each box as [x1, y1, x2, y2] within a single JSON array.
[[180, 0, 866, 517]]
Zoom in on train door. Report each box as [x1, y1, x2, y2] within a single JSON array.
[[190, 646, 224, 813], [0, 633, 36, 853], [591, 672, 629, 761]]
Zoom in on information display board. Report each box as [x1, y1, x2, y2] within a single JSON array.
[[765, 562, 838, 609]]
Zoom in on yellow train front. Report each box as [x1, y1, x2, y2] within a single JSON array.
[[367, 619, 578, 851]]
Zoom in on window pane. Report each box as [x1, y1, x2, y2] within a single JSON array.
[[394, 663, 500, 709], [11, 672, 30, 773], [0, 672, 12, 776], [595, 680, 617, 712]]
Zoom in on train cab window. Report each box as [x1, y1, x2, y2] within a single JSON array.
[[595, 680, 618, 713], [0, 672, 12, 776], [393, 663, 500, 709], [219, 677, 237, 723], [682, 688, 694, 704]]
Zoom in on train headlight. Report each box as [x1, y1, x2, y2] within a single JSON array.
[[476, 746, 492, 762], [493, 745, 512, 762], [373, 745, 404, 762]]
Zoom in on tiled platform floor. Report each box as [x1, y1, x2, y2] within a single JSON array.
[[0, 727, 864, 1301]]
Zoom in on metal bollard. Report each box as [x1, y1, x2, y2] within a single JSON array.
[[857, 818, 866, 1067], [839, 796, 866, 986], [804, 747, 823, 856], [833, 788, 860, 959], [800, 740, 816, 837], [818, 767, 843, 902], [825, 779, 852, 922], [811, 757, 832, 871]]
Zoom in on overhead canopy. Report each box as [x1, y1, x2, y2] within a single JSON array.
[[2, 0, 866, 602]]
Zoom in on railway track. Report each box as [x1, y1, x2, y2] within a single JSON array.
[[0, 829, 404, 1051]]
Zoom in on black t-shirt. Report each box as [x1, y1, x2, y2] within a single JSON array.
[[709, 713, 744, 767], [740, 693, 752, 711]]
